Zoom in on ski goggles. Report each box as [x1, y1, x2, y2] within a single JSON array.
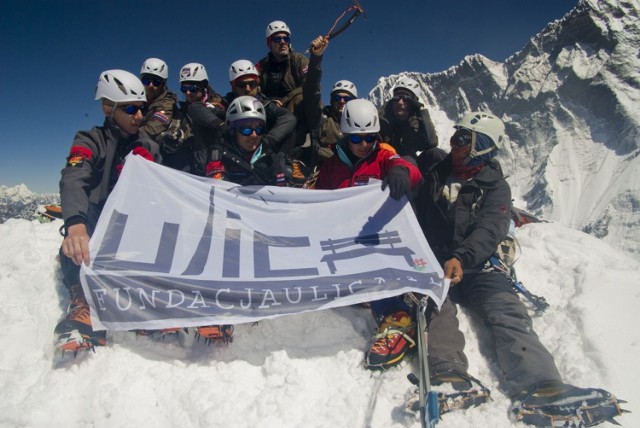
[[349, 134, 377, 144], [235, 80, 259, 90], [238, 126, 266, 136], [332, 94, 353, 103], [119, 104, 146, 115], [271, 35, 291, 44], [180, 84, 203, 93], [141, 77, 163, 87]]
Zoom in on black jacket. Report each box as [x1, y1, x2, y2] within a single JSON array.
[[379, 102, 439, 159], [206, 139, 308, 188], [223, 92, 297, 152], [60, 118, 161, 228], [415, 155, 511, 269]]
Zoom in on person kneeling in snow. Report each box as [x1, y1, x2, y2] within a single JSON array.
[[55, 70, 161, 355], [413, 111, 625, 426]]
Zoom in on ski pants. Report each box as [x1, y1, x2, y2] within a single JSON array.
[[451, 270, 562, 397], [370, 295, 469, 375]]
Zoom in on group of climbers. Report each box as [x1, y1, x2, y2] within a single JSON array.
[[53, 18, 625, 428]]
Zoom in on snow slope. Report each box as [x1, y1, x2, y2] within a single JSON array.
[[0, 218, 637, 428]]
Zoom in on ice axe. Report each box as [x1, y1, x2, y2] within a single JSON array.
[[306, 0, 367, 54]]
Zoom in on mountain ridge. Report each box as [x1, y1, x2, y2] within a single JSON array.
[[369, 0, 640, 256]]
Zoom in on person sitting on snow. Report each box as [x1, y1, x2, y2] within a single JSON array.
[[314, 99, 491, 414], [139, 57, 178, 142], [159, 62, 226, 176], [413, 111, 624, 426], [196, 96, 311, 343], [55, 70, 161, 355], [205, 95, 309, 187], [306, 78, 358, 168], [379, 76, 441, 167], [256, 20, 308, 114], [223, 59, 296, 154], [295, 35, 360, 170]]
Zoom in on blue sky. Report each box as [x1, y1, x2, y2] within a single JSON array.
[[0, 0, 577, 193]]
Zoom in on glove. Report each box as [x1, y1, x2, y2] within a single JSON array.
[[405, 96, 423, 114], [132, 146, 154, 161], [381, 166, 411, 200]]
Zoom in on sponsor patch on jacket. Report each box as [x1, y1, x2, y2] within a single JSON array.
[[205, 161, 225, 179], [66, 146, 93, 167], [353, 175, 375, 186], [152, 111, 170, 124]]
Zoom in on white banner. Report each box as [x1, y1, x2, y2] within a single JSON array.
[[81, 155, 448, 331]]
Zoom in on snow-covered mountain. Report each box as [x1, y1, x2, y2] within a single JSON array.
[[370, 0, 640, 257], [0, 184, 59, 224]]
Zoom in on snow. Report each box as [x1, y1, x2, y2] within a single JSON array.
[[0, 216, 637, 427]]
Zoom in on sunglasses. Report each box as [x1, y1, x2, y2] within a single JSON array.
[[119, 104, 146, 115], [332, 94, 353, 103], [141, 77, 163, 87], [271, 35, 291, 44], [392, 93, 415, 102], [238, 126, 266, 136], [235, 80, 259, 90], [349, 134, 377, 144], [180, 84, 202, 93], [450, 130, 473, 147]]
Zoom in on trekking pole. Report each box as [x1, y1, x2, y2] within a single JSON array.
[[409, 293, 439, 427], [305, 0, 367, 54]]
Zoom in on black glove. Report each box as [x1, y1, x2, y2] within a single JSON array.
[[159, 130, 183, 154], [405, 96, 423, 114], [381, 166, 410, 200]]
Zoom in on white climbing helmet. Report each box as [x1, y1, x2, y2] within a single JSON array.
[[340, 99, 380, 134], [229, 59, 259, 82], [140, 58, 168, 80], [266, 20, 291, 39], [95, 69, 146, 103], [179, 63, 208, 83], [331, 80, 358, 98], [455, 111, 507, 150], [226, 96, 267, 126], [393, 76, 423, 100]]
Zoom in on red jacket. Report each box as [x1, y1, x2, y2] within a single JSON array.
[[315, 142, 422, 190]]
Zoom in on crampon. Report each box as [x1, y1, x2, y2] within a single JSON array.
[[55, 327, 107, 358], [54, 292, 107, 358], [511, 383, 630, 427], [406, 371, 491, 417], [134, 328, 188, 339], [194, 325, 234, 345]]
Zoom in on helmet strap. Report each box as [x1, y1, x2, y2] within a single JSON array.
[[468, 130, 495, 161]]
